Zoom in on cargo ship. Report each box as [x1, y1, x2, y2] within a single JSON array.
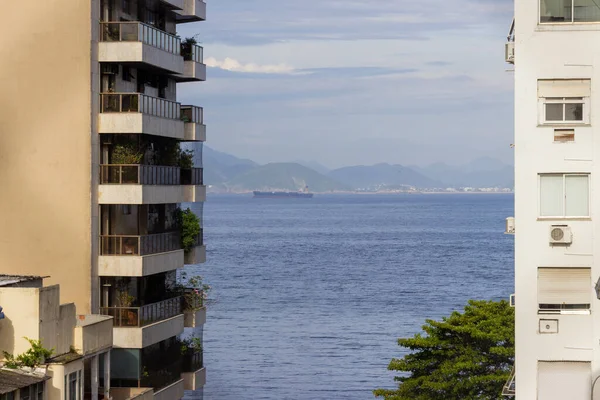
[[253, 186, 314, 198]]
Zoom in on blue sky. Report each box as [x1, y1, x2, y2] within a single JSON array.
[[177, 0, 514, 169]]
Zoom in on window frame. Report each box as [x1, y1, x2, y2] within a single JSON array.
[[540, 0, 600, 24], [538, 173, 591, 218], [540, 97, 589, 125]]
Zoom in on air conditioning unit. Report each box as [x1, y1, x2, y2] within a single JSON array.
[[509, 294, 515, 307], [505, 217, 515, 234], [505, 42, 515, 64], [549, 225, 572, 245], [101, 64, 119, 75]]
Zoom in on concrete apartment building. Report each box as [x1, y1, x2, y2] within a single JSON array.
[[508, 0, 600, 398], [1, 1, 207, 399]]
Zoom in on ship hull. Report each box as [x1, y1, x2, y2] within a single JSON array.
[[253, 191, 314, 198]]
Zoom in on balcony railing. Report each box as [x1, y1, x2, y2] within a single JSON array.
[[182, 351, 203, 372], [100, 164, 181, 185], [181, 43, 203, 63], [181, 168, 203, 185], [140, 359, 183, 390], [101, 93, 181, 120], [100, 21, 181, 56], [100, 296, 183, 327], [100, 232, 181, 256], [183, 287, 204, 311], [181, 105, 203, 124]]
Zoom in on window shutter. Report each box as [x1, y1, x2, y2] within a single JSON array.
[[538, 268, 590, 305], [538, 79, 591, 98]]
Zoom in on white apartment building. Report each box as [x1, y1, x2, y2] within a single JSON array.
[[511, 0, 600, 398]]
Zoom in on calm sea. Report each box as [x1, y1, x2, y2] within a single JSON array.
[[185, 193, 514, 400]]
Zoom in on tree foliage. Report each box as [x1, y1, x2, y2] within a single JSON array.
[[374, 300, 514, 400], [178, 208, 201, 253], [4, 338, 54, 369]]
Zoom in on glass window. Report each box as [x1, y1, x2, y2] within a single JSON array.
[[541, 0, 572, 22], [69, 372, 77, 400], [36, 382, 44, 400], [20, 387, 31, 400], [544, 98, 585, 123], [540, 174, 589, 217], [541, 0, 600, 22]]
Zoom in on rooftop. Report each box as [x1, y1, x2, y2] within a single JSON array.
[[0, 275, 47, 288], [0, 369, 49, 394]]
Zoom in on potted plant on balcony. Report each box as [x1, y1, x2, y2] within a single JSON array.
[[179, 148, 196, 184], [177, 208, 201, 254], [180, 37, 198, 61], [116, 285, 137, 326]]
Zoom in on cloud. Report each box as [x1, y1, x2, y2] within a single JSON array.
[[205, 57, 295, 74]]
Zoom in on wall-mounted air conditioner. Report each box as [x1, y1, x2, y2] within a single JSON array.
[[505, 217, 515, 234], [549, 225, 572, 245], [505, 42, 515, 64]]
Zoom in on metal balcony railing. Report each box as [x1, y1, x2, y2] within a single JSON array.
[[100, 21, 181, 55], [100, 164, 181, 185], [101, 93, 181, 120], [182, 350, 203, 373], [181, 168, 203, 185], [181, 105, 204, 124], [100, 232, 181, 256], [100, 296, 183, 328], [140, 359, 183, 390]]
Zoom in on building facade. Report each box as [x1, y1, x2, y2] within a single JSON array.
[[511, 0, 600, 398], [1, 1, 207, 399]]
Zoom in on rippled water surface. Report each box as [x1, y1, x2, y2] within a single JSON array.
[[186, 193, 514, 400]]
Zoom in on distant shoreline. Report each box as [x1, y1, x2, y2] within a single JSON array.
[[207, 191, 514, 195]]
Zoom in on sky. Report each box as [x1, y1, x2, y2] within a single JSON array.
[[177, 0, 515, 169]]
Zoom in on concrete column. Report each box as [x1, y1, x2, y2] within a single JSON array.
[[104, 351, 111, 399], [92, 354, 99, 400]]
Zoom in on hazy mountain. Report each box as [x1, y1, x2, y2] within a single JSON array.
[[202, 146, 258, 185], [292, 160, 331, 175], [328, 163, 443, 189], [225, 163, 350, 192], [412, 157, 514, 188]]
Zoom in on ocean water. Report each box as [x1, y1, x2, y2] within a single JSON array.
[[185, 193, 515, 400]]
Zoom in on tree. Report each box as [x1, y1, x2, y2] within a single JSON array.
[[374, 300, 514, 400]]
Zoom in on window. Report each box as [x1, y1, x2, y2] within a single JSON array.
[[36, 383, 44, 400], [69, 372, 77, 400], [554, 129, 575, 142], [538, 268, 591, 312], [541, 0, 600, 23], [20, 387, 30, 400], [122, 66, 132, 82], [539, 174, 589, 217], [1, 392, 15, 400], [538, 80, 590, 125]]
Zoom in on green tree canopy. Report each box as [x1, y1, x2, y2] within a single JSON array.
[[374, 300, 514, 400]]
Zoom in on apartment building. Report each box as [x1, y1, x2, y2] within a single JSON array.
[[509, 0, 600, 398], [0, 275, 113, 400], [1, 1, 207, 399]]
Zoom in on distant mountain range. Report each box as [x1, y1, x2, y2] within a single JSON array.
[[202, 146, 514, 193]]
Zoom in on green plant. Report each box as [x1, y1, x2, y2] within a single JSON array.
[[178, 149, 194, 169], [4, 338, 54, 369], [374, 300, 514, 400], [179, 336, 203, 355], [111, 143, 144, 164], [178, 208, 201, 253], [181, 37, 198, 61]]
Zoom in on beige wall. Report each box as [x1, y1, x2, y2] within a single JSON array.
[[47, 360, 84, 400], [0, 288, 41, 356], [0, 1, 96, 313]]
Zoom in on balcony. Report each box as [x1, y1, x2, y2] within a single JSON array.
[[184, 232, 206, 265], [182, 351, 205, 390], [111, 313, 184, 349], [181, 106, 206, 142], [98, 164, 204, 204], [176, 0, 207, 23], [101, 296, 183, 328], [110, 388, 154, 400], [74, 315, 113, 356], [159, 0, 185, 9], [99, 93, 185, 140], [99, 22, 184, 75], [152, 379, 184, 400], [176, 44, 206, 82], [183, 286, 206, 328], [99, 233, 184, 277]]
